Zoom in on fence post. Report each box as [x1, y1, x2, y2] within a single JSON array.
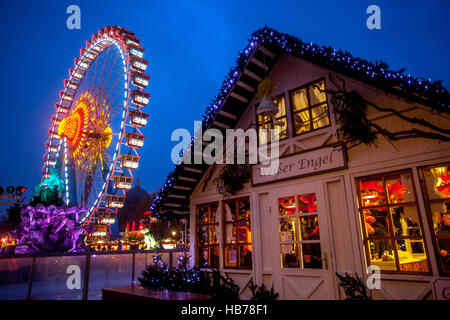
[[82, 255, 91, 300], [131, 253, 136, 286], [26, 256, 36, 300]]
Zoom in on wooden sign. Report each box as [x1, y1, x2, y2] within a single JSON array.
[[252, 144, 347, 186]]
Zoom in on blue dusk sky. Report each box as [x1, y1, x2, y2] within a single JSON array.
[[0, 0, 448, 209]]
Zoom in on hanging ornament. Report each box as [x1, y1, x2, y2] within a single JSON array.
[[255, 79, 284, 127]]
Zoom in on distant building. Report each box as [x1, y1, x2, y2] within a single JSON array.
[[117, 177, 156, 232]]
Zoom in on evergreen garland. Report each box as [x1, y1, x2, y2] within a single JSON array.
[[208, 267, 240, 300], [335, 272, 372, 300], [331, 90, 378, 145], [249, 280, 279, 300], [214, 164, 250, 197]]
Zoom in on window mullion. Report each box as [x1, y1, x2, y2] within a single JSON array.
[[382, 176, 401, 271], [294, 196, 303, 269]]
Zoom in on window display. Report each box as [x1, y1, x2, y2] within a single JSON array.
[[278, 193, 322, 269], [223, 198, 252, 269], [420, 164, 450, 276], [357, 171, 430, 273], [196, 203, 219, 268]]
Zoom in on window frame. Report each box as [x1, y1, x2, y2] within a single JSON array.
[[288, 78, 331, 137], [222, 196, 253, 270], [256, 93, 289, 146], [195, 202, 220, 268], [418, 162, 450, 277], [278, 193, 323, 270], [355, 169, 432, 275]]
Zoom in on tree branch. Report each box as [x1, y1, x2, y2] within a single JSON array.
[[368, 122, 450, 142], [314, 79, 450, 145], [364, 100, 450, 135]]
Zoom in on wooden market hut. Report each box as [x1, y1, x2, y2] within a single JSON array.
[[151, 27, 450, 299]]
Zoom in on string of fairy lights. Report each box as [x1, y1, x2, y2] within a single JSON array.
[[150, 26, 450, 220]]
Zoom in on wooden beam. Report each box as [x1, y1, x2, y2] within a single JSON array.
[[230, 91, 249, 103], [173, 210, 190, 215], [250, 57, 269, 71], [183, 166, 204, 174], [243, 69, 262, 82], [193, 150, 213, 160], [236, 80, 255, 93], [173, 185, 192, 191], [167, 194, 188, 199], [164, 203, 182, 208], [212, 120, 231, 129], [178, 176, 197, 183], [218, 109, 238, 120], [258, 46, 276, 59]]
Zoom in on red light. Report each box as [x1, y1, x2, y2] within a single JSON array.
[[16, 186, 26, 194]]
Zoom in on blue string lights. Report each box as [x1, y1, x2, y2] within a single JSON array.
[[150, 26, 450, 220], [138, 254, 205, 291]]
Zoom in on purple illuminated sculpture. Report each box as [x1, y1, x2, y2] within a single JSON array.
[[4, 205, 91, 255], [1, 168, 93, 255]]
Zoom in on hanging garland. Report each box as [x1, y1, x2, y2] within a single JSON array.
[[214, 164, 251, 197], [199, 26, 449, 129]]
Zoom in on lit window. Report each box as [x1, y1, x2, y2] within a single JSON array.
[[106, 195, 125, 208], [290, 79, 330, 135], [119, 154, 140, 169], [257, 95, 288, 145], [223, 198, 252, 269], [196, 203, 219, 268], [278, 193, 322, 269], [79, 61, 90, 70], [357, 171, 430, 273], [420, 164, 450, 276], [85, 52, 96, 60]]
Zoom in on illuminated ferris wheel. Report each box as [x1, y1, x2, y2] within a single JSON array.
[[41, 26, 149, 228]]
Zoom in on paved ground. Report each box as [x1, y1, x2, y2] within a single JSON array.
[[0, 277, 133, 300]]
